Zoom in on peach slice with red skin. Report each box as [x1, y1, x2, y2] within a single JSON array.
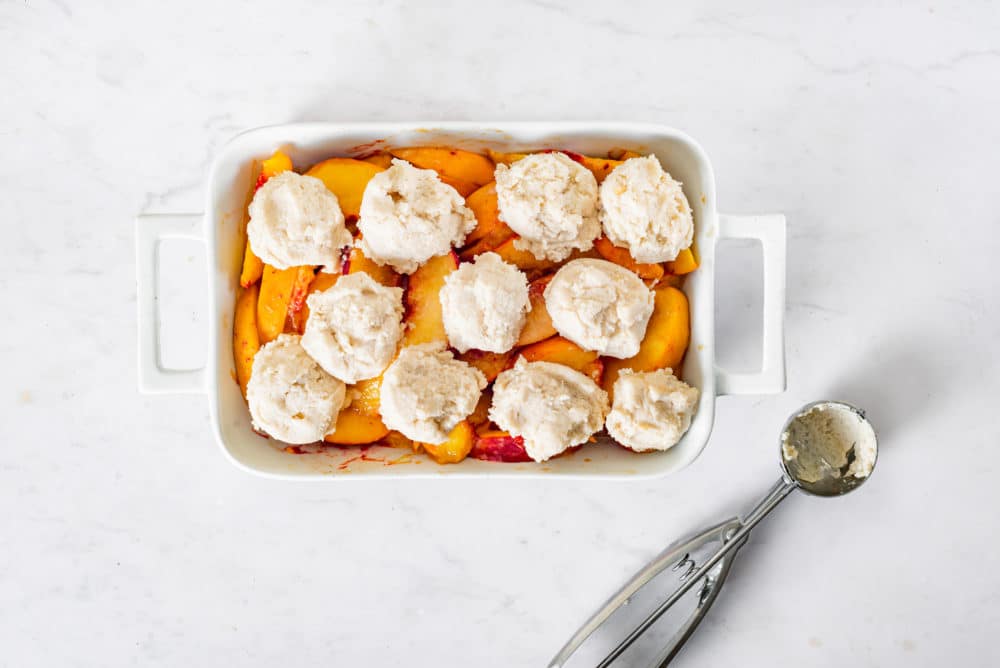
[[602, 286, 691, 398], [257, 265, 302, 344], [515, 274, 557, 346], [470, 430, 532, 463], [403, 251, 459, 346], [287, 244, 400, 332], [283, 266, 316, 334]]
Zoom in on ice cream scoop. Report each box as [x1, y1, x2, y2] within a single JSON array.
[[550, 401, 878, 668]]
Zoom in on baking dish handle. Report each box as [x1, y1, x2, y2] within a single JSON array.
[[135, 214, 207, 394], [714, 214, 786, 395]]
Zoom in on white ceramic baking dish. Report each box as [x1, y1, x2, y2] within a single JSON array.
[[135, 122, 785, 479]]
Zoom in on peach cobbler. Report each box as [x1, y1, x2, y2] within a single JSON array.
[[233, 146, 699, 464]]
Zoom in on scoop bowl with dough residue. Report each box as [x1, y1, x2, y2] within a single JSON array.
[[780, 401, 878, 496]]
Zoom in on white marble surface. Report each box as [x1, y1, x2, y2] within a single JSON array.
[[3, 1, 1000, 665]]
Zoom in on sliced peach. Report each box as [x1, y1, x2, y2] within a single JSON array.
[[486, 149, 528, 166], [261, 150, 293, 179], [241, 150, 293, 286], [345, 244, 400, 287], [305, 157, 385, 222], [348, 375, 383, 417], [492, 237, 558, 275], [324, 408, 390, 445], [361, 152, 393, 169], [381, 430, 414, 450], [253, 150, 294, 190], [488, 149, 621, 183], [439, 175, 480, 198], [608, 149, 643, 160], [519, 336, 598, 372], [292, 248, 398, 333], [283, 266, 316, 333], [233, 283, 260, 398], [240, 244, 264, 288], [417, 420, 475, 464], [390, 147, 495, 189], [566, 151, 620, 183], [458, 237, 498, 262], [464, 182, 514, 248], [602, 286, 690, 397], [257, 265, 300, 344], [516, 274, 557, 346], [458, 349, 515, 382], [295, 272, 340, 331], [582, 359, 605, 385], [666, 247, 699, 275], [468, 389, 492, 430], [403, 252, 458, 346], [517, 336, 604, 382], [566, 247, 603, 262], [594, 236, 665, 281], [658, 274, 685, 290], [470, 430, 532, 463]]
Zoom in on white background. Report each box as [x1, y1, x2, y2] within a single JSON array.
[[3, 1, 999, 666]]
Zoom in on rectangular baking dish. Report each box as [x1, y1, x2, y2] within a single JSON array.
[[135, 122, 786, 479]]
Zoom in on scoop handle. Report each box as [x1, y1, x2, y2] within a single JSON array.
[[593, 476, 798, 668], [547, 517, 744, 668]]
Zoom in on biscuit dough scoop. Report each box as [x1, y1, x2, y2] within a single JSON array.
[[550, 401, 878, 668]]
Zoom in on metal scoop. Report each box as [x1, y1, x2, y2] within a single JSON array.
[[549, 401, 878, 668]]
